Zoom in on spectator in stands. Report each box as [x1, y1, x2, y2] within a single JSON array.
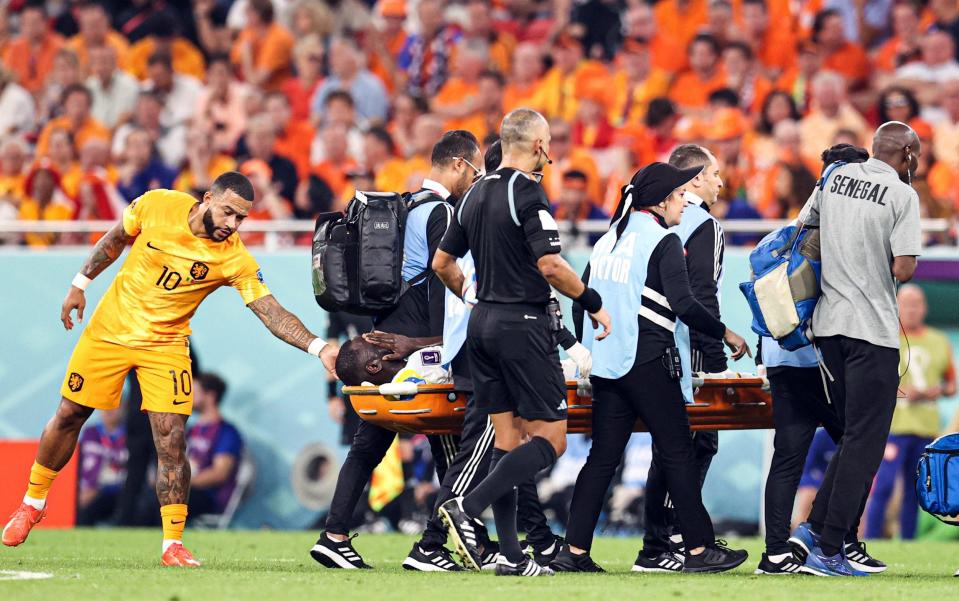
[[461, 0, 516, 74], [73, 137, 125, 230], [38, 48, 82, 123], [19, 160, 73, 247], [290, 0, 335, 41], [931, 0, 959, 60], [240, 158, 294, 246], [187, 373, 245, 517], [572, 85, 615, 150], [76, 405, 127, 526], [398, 0, 460, 97], [799, 71, 868, 165], [387, 93, 429, 159], [621, 2, 686, 74], [2, 2, 63, 95], [311, 37, 388, 127], [363, 126, 407, 193], [539, 31, 609, 122], [741, 0, 795, 79], [313, 123, 358, 204], [767, 120, 818, 219], [540, 117, 602, 205], [811, 8, 870, 90], [174, 124, 237, 198], [115, 3, 175, 44], [266, 92, 314, 180], [0, 137, 26, 244], [502, 41, 545, 114], [126, 12, 205, 81], [753, 91, 802, 162], [195, 54, 250, 156], [873, 2, 923, 74], [702, 0, 742, 48], [431, 39, 490, 133], [37, 83, 109, 157], [292, 167, 335, 222], [866, 285, 957, 539], [877, 86, 922, 127], [239, 113, 299, 203], [896, 29, 959, 106], [86, 44, 138, 130], [45, 127, 78, 191], [283, 35, 325, 123], [66, 1, 129, 74], [670, 34, 726, 112], [193, 0, 232, 57], [777, 40, 823, 114], [115, 127, 177, 203], [723, 41, 774, 115], [311, 90, 364, 162], [0, 66, 36, 139], [144, 51, 202, 133], [231, 0, 295, 92], [608, 38, 670, 129], [933, 79, 959, 170], [114, 91, 186, 170], [551, 169, 608, 248]]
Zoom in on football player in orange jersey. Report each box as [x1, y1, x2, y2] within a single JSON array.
[[2, 172, 338, 567]]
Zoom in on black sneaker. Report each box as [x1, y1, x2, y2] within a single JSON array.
[[479, 539, 500, 571], [843, 541, 887, 574], [437, 497, 482, 571], [549, 546, 605, 573], [754, 552, 816, 575], [402, 543, 465, 572], [310, 532, 372, 569], [494, 555, 555, 577], [683, 542, 748, 574], [523, 535, 565, 566], [632, 551, 684, 573]]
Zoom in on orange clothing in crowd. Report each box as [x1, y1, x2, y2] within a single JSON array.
[[174, 155, 238, 193], [313, 158, 358, 199], [36, 116, 110, 157], [738, 75, 776, 115], [2, 33, 64, 94], [649, 35, 688, 75], [487, 33, 517, 75], [654, 0, 708, 50], [127, 37, 206, 80], [536, 61, 609, 122], [754, 25, 797, 75], [541, 148, 602, 205], [19, 198, 74, 247], [231, 23, 295, 92], [282, 77, 323, 122], [503, 81, 544, 114], [872, 36, 921, 73], [433, 77, 479, 122], [374, 158, 410, 193], [367, 30, 407, 95], [66, 30, 130, 73], [822, 42, 871, 87], [608, 68, 671, 127], [274, 119, 315, 179], [669, 69, 727, 110]]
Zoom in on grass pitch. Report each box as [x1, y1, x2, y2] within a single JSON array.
[[0, 529, 956, 601]]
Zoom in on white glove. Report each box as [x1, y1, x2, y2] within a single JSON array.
[[566, 342, 592, 379]]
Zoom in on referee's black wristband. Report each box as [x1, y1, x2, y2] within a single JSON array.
[[575, 287, 603, 314], [327, 380, 338, 399]]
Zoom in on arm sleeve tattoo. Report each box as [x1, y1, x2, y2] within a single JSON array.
[[248, 294, 318, 352], [79, 222, 134, 279]]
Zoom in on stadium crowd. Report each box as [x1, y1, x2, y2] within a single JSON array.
[[1, 0, 959, 248]]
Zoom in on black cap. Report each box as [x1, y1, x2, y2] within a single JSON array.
[[628, 162, 703, 207]]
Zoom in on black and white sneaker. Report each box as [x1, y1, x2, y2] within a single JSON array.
[[683, 542, 748, 574], [843, 541, 887, 574], [310, 532, 372, 569], [402, 543, 465, 572], [478, 539, 500, 571], [632, 551, 684, 573], [549, 546, 605, 573], [494, 555, 555, 577], [523, 535, 564, 566], [754, 552, 816, 575], [437, 497, 482, 571]]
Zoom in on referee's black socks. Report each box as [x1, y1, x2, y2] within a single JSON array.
[[462, 436, 557, 521], [487, 448, 523, 562]]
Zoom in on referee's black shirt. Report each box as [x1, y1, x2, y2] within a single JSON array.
[[439, 168, 561, 304]]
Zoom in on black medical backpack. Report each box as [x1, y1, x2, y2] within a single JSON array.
[[311, 190, 434, 316]]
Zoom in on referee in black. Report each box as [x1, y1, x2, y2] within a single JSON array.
[[433, 108, 612, 577]]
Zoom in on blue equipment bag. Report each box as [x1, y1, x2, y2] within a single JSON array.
[[916, 433, 959, 525], [738, 162, 844, 351]]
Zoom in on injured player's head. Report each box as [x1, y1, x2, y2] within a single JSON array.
[[335, 336, 408, 386]]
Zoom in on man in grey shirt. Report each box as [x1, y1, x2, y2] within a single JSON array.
[[791, 122, 921, 576]]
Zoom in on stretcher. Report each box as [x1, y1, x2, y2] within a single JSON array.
[[344, 376, 773, 436]]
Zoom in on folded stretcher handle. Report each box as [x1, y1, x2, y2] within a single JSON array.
[[377, 381, 421, 396]]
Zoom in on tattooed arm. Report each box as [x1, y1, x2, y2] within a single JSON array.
[[61, 222, 135, 330], [248, 295, 339, 375]]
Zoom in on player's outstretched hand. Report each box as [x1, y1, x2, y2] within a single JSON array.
[[320, 342, 339, 379], [61, 286, 86, 330], [363, 331, 416, 361], [723, 328, 752, 361], [589, 307, 612, 341]]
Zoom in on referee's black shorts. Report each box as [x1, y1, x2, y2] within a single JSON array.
[[466, 302, 567, 422]]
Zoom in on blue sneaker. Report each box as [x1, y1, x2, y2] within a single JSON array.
[[803, 546, 867, 577], [788, 522, 819, 562]]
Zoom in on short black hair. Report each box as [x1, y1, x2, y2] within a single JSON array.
[[758, 90, 800, 134], [742, 0, 766, 9], [207, 52, 231, 69], [821, 143, 869, 171], [812, 8, 842, 41], [669, 144, 712, 169], [22, 0, 47, 16], [365, 125, 396, 155], [334, 337, 402, 386], [147, 11, 177, 38], [708, 88, 740, 108], [61, 83, 92, 105], [325, 89, 354, 108], [196, 372, 227, 407], [724, 41, 753, 60], [878, 86, 919, 124], [484, 138, 502, 172], [248, 0, 275, 23], [562, 169, 588, 182], [478, 69, 506, 87], [147, 51, 173, 70], [645, 97, 676, 128], [211, 171, 255, 202], [689, 34, 720, 56], [431, 130, 480, 167]]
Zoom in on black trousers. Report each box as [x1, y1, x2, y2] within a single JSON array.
[[565, 358, 715, 552], [642, 430, 717, 555], [418, 393, 555, 550], [807, 336, 899, 553], [764, 366, 843, 554], [324, 419, 457, 535]]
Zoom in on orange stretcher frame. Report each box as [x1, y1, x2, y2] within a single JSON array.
[[345, 377, 773, 435]]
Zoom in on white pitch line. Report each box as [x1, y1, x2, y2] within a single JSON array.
[[0, 570, 54, 581]]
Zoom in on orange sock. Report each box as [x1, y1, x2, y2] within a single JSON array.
[[25, 462, 58, 505], [160, 504, 188, 548]]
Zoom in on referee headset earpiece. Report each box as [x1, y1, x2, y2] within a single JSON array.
[[905, 146, 913, 185]]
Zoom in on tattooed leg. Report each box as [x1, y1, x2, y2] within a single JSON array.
[[35, 397, 95, 470], [149, 412, 191, 506]]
